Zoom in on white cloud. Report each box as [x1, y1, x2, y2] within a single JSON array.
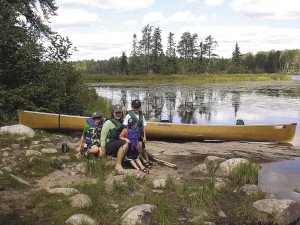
[[122, 20, 138, 26], [50, 8, 99, 27], [230, 0, 300, 20], [185, 0, 198, 2], [167, 10, 196, 22], [174, 24, 300, 57], [57, 0, 155, 11], [143, 11, 163, 23], [204, 0, 225, 7]]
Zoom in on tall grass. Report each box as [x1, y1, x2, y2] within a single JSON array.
[[229, 162, 259, 185], [81, 73, 290, 84]]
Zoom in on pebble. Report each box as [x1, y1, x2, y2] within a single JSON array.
[[2, 151, 9, 157]]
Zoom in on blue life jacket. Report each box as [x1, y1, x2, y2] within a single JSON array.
[[125, 127, 139, 150], [128, 111, 144, 136], [85, 117, 104, 147]]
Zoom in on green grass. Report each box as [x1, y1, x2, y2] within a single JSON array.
[[229, 162, 259, 185], [81, 73, 290, 84], [0, 133, 32, 148], [85, 157, 114, 176]]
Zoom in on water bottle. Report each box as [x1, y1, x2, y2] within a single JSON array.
[[62, 140, 68, 153]]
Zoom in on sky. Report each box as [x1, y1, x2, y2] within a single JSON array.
[[48, 0, 300, 61]]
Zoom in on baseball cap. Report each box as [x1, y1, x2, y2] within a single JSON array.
[[92, 111, 101, 119], [113, 104, 123, 113]]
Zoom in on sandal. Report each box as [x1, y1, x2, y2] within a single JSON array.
[[144, 163, 152, 168], [140, 168, 149, 174]]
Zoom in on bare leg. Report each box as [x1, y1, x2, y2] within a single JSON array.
[[135, 158, 145, 170], [98, 147, 105, 157], [129, 160, 139, 170], [115, 143, 128, 171], [87, 145, 99, 156], [137, 141, 147, 164]]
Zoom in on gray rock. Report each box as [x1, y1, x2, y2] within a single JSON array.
[[65, 214, 97, 225], [153, 179, 167, 189], [0, 170, 3, 175], [105, 175, 124, 189], [68, 142, 78, 149], [191, 163, 207, 174], [2, 167, 12, 172], [48, 187, 79, 196], [187, 210, 208, 223], [32, 141, 40, 145], [0, 147, 11, 152], [121, 204, 156, 225], [42, 138, 51, 142], [11, 144, 20, 148], [152, 190, 164, 194], [242, 184, 260, 195], [294, 187, 300, 193], [49, 170, 68, 177], [123, 169, 146, 179], [70, 194, 92, 208], [41, 148, 58, 154], [253, 198, 300, 225], [215, 158, 249, 177], [29, 144, 44, 150], [17, 136, 27, 141], [2, 151, 9, 157], [204, 155, 225, 165], [218, 211, 226, 218], [9, 174, 31, 186], [0, 124, 35, 137], [75, 163, 87, 173], [25, 150, 42, 157], [214, 178, 226, 190], [29, 156, 42, 165], [204, 222, 216, 225]]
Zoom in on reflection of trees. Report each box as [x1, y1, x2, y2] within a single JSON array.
[[143, 89, 164, 120], [120, 89, 127, 108], [231, 91, 241, 117], [165, 91, 176, 122], [177, 90, 197, 124]]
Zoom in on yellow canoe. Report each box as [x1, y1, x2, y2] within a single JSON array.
[[18, 110, 297, 143]]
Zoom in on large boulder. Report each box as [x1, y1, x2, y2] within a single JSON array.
[[0, 124, 35, 138], [65, 214, 98, 225], [121, 204, 156, 225], [242, 184, 260, 195], [41, 148, 58, 154], [153, 179, 167, 189], [215, 158, 249, 177], [204, 156, 225, 165], [253, 199, 300, 225], [191, 163, 207, 174], [25, 150, 42, 157]]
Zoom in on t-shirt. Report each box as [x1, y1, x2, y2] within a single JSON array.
[[123, 111, 147, 127]]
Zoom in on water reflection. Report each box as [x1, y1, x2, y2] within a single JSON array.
[[95, 80, 300, 146]]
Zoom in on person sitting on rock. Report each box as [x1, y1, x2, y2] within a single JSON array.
[[76, 111, 105, 157], [123, 99, 152, 167], [119, 118, 149, 174]]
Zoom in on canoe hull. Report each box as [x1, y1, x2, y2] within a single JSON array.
[[18, 110, 297, 143]]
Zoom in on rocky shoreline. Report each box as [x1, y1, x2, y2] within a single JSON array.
[[1, 125, 300, 225]]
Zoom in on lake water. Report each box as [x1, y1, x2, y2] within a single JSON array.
[[94, 76, 300, 203], [95, 76, 300, 147]]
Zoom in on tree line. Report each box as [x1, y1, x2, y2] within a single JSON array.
[[73, 24, 300, 75], [0, 0, 97, 124]]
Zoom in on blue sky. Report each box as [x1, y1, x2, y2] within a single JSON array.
[[49, 0, 300, 60]]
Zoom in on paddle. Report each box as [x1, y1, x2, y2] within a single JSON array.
[[148, 154, 178, 170]]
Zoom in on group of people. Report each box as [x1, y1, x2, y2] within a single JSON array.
[[76, 100, 152, 173]]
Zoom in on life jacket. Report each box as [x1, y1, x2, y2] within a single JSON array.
[[85, 117, 104, 147], [125, 127, 139, 150], [128, 110, 144, 135], [107, 119, 125, 143]]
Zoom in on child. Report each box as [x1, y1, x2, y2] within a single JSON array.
[[123, 99, 153, 167], [76, 111, 105, 157], [119, 118, 149, 173]]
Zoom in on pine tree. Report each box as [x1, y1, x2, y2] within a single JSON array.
[[204, 35, 218, 70], [166, 32, 176, 58], [131, 34, 139, 57], [232, 42, 241, 66], [198, 41, 206, 61], [177, 32, 198, 59], [120, 51, 129, 75], [139, 24, 153, 73]]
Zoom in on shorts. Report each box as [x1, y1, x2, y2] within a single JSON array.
[[125, 148, 139, 160], [106, 140, 126, 157]]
